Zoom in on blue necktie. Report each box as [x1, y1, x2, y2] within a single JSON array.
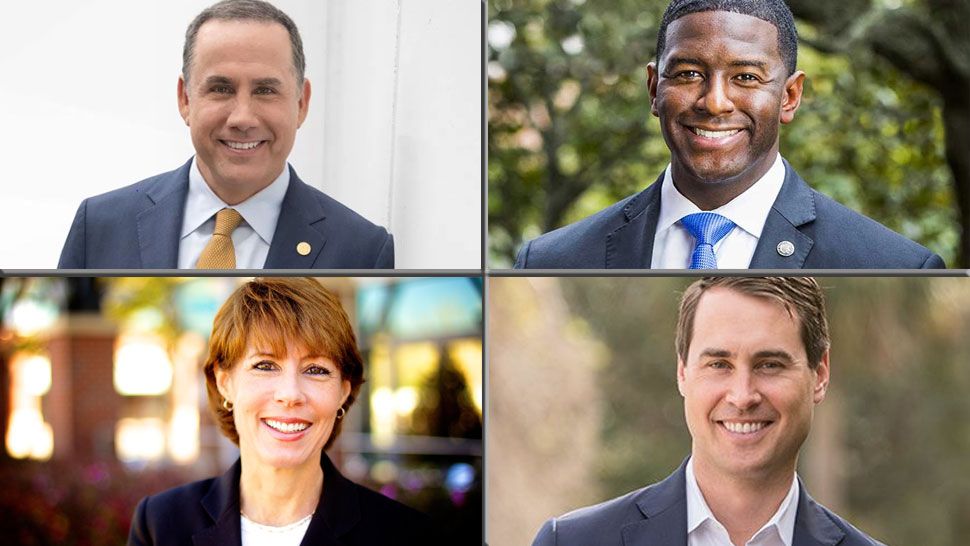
[[680, 212, 736, 269]]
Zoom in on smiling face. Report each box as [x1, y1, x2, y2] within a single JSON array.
[[178, 19, 310, 205], [647, 11, 804, 208], [216, 341, 350, 471], [677, 287, 828, 483]]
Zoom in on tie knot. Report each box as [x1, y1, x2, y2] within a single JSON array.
[[214, 208, 243, 236], [680, 212, 735, 246]]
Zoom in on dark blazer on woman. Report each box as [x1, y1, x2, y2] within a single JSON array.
[[128, 452, 429, 545]]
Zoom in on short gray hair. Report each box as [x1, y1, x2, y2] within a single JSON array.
[[182, 0, 306, 86]]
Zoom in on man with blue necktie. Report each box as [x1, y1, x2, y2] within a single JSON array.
[[513, 0, 944, 270]]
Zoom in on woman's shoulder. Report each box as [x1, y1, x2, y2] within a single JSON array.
[[139, 475, 221, 514], [128, 476, 225, 546], [350, 481, 426, 521], [341, 481, 434, 543]]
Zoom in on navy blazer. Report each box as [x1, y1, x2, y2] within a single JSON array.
[[59, 159, 394, 269], [128, 452, 429, 546], [532, 459, 885, 546], [514, 160, 945, 269]]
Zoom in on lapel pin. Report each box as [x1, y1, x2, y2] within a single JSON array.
[[776, 240, 795, 257], [296, 242, 311, 256]]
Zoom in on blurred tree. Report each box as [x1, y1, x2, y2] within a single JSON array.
[[488, 0, 960, 266], [788, 0, 970, 265]]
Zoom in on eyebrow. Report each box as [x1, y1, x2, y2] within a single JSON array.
[[201, 76, 285, 87], [203, 75, 233, 86], [253, 77, 284, 87], [697, 348, 796, 361], [729, 59, 769, 71], [663, 58, 769, 71]]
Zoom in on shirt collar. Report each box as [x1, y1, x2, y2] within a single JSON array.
[[656, 153, 786, 239], [181, 157, 290, 244], [685, 457, 799, 546]]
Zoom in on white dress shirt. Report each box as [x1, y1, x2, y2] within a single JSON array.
[[650, 154, 786, 269], [178, 158, 289, 269], [240, 513, 311, 546], [686, 458, 799, 546]]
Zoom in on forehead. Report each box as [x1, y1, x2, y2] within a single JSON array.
[[191, 19, 294, 78], [689, 287, 804, 357], [661, 10, 782, 68]]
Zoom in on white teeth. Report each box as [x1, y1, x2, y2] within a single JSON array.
[[265, 419, 309, 433], [225, 141, 262, 150], [723, 421, 767, 434], [693, 128, 741, 139]]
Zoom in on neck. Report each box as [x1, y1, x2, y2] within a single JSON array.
[[239, 457, 324, 526], [670, 151, 777, 210], [691, 457, 794, 546]]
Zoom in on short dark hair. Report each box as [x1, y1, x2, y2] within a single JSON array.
[[656, 0, 798, 75], [676, 277, 829, 369], [182, 0, 306, 86], [203, 277, 364, 449]]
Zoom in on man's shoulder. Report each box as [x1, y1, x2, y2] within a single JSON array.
[[515, 187, 652, 269], [532, 476, 679, 546], [288, 177, 388, 236], [802, 493, 887, 546], [803, 183, 944, 268], [80, 163, 188, 211]]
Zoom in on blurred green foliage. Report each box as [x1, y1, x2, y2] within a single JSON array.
[[488, 0, 958, 267]]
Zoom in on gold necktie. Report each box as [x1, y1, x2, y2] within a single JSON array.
[[195, 208, 243, 269]]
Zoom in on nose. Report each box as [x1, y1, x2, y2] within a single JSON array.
[[226, 95, 260, 132], [274, 371, 306, 407], [696, 75, 735, 116], [725, 369, 762, 411]]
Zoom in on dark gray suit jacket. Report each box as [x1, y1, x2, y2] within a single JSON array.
[[532, 460, 886, 546], [128, 452, 429, 546], [515, 160, 944, 269], [59, 159, 394, 269]]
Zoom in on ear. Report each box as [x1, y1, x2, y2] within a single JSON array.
[[676, 357, 687, 397], [812, 349, 830, 404], [779, 70, 805, 125], [177, 75, 191, 126], [215, 365, 234, 403], [297, 78, 312, 127], [646, 62, 660, 118], [340, 379, 351, 408]]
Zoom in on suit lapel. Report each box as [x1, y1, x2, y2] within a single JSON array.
[[605, 175, 663, 268], [619, 459, 689, 546], [192, 458, 243, 546], [135, 159, 192, 268], [264, 167, 327, 268], [749, 161, 816, 269], [792, 479, 845, 546], [300, 453, 361, 545]]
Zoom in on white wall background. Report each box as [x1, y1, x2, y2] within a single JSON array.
[[0, 0, 481, 269]]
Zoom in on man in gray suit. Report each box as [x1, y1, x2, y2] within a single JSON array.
[[533, 277, 885, 545], [59, 0, 393, 269], [515, 0, 943, 269]]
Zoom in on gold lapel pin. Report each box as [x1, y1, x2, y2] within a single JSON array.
[[296, 242, 312, 256]]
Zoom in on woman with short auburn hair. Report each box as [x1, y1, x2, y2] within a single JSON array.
[[128, 277, 428, 546]]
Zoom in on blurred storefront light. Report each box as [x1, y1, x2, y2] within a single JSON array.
[[19, 353, 52, 396], [113, 336, 173, 396], [5, 352, 54, 460], [116, 418, 166, 463], [168, 405, 200, 463], [6, 407, 54, 460], [7, 298, 59, 336]]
